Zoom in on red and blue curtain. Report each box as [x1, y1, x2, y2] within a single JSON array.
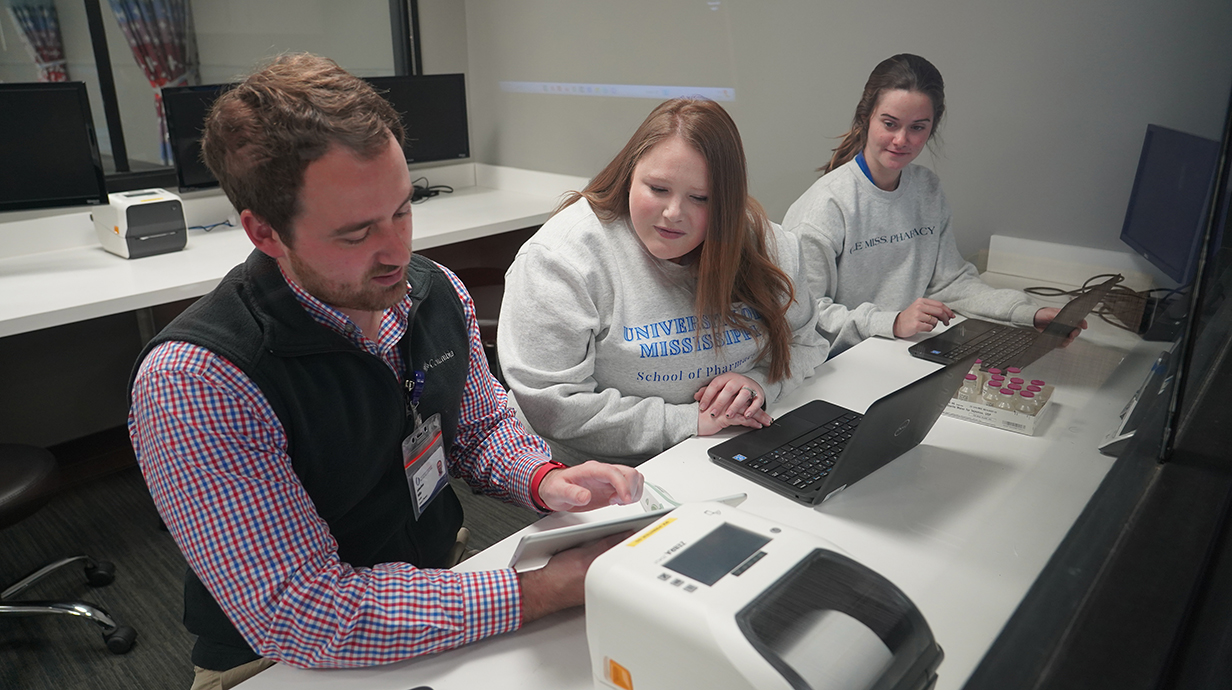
[[5, 0, 68, 82], [108, 0, 198, 165]]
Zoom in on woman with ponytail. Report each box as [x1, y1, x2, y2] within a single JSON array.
[[499, 98, 828, 466], [784, 54, 1080, 355]]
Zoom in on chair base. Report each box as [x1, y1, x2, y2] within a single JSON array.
[[1, 555, 137, 654]]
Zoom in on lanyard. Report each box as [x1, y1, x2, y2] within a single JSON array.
[[401, 293, 425, 426], [405, 368, 425, 426], [855, 150, 875, 184]]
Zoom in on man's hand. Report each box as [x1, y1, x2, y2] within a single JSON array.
[[694, 372, 772, 436], [537, 461, 644, 512], [1034, 307, 1087, 347], [518, 532, 628, 624], [894, 298, 955, 338]]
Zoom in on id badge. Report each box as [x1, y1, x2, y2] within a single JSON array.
[[402, 413, 449, 520]]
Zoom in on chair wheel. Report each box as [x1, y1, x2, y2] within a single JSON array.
[[85, 560, 115, 587], [105, 625, 137, 654]]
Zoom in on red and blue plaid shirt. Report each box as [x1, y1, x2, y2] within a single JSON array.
[[129, 261, 551, 668]]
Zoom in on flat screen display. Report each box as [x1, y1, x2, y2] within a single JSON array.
[[0, 82, 107, 212], [365, 74, 470, 163], [163, 75, 469, 191], [162, 83, 228, 191], [664, 523, 770, 586], [1120, 124, 1221, 284]]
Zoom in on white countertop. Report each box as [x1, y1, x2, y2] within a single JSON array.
[[0, 163, 587, 338], [242, 294, 1159, 690]]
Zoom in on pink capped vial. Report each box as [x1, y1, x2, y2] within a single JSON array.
[[1031, 379, 1046, 387], [1007, 367, 1022, 374], [982, 381, 1001, 405], [1007, 383, 1023, 391], [1010, 377, 1025, 385], [957, 374, 980, 402], [1027, 385, 1042, 393], [988, 368, 1003, 376]]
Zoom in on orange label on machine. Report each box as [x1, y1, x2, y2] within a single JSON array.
[[606, 657, 633, 690]]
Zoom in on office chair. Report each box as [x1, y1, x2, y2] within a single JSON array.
[[452, 266, 508, 387], [0, 443, 137, 653]]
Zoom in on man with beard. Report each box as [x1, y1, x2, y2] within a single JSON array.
[[128, 53, 643, 690]]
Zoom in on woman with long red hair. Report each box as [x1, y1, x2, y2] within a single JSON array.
[[500, 98, 828, 466]]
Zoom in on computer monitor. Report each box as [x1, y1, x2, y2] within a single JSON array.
[[0, 82, 107, 212], [161, 75, 469, 192], [162, 83, 229, 191], [365, 74, 470, 163], [1119, 124, 1221, 285]]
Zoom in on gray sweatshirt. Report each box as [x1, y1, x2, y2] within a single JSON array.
[[499, 199, 829, 465], [782, 160, 1039, 355]]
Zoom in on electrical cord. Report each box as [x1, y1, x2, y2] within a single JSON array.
[[411, 176, 454, 203], [189, 220, 234, 232], [1023, 274, 1185, 333]]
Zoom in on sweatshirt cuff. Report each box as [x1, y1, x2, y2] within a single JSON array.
[[1010, 302, 1041, 328], [671, 402, 703, 444], [868, 310, 900, 339]]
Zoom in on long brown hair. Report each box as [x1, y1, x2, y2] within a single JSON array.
[[823, 54, 946, 174], [560, 98, 796, 382], [201, 53, 404, 245]]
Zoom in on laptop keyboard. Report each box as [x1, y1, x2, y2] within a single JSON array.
[[744, 412, 861, 492], [940, 325, 1037, 370]]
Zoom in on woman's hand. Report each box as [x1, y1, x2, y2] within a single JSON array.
[[893, 298, 955, 337], [694, 373, 772, 436], [1034, 307, 1087, 347]]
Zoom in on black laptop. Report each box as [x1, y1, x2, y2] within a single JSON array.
[[709, 354, 978, 505], [907, 274, 1124, 370]]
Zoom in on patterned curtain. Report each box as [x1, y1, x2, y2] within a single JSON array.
[[108, 0, 198, 165], [5, 0, 68, 82]]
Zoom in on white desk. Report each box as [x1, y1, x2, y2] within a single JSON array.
[[242, 299, 1161, 690], [0, 163, 587, 338]]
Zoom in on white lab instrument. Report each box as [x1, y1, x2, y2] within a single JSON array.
[[509, 493, 746, 572], [92, 188, 187, 259], [586, 502, 943, 690]]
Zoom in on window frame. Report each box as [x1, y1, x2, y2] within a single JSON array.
[[82, 0, 421, 193]]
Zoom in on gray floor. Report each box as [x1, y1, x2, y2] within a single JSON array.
[[1, 466, 538, 690]]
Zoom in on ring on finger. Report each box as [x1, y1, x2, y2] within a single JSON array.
[[741, 386, 758, 399]]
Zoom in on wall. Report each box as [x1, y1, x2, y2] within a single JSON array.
[[192, 0, 395, 83], [462, 0, 1232, 260], [418, 0, 469, 76]]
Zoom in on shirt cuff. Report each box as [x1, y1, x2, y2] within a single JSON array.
[[529, 460, 567, 512], [458, 568, 524, 641]]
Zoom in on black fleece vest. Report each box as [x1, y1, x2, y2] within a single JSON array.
[[130, 250, 470, 670]]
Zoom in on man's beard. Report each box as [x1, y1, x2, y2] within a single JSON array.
[[287, 251, 409, 312]]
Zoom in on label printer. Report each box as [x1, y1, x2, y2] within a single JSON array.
[[92, 188, 187, 259], [586, 502, 943, 690]]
